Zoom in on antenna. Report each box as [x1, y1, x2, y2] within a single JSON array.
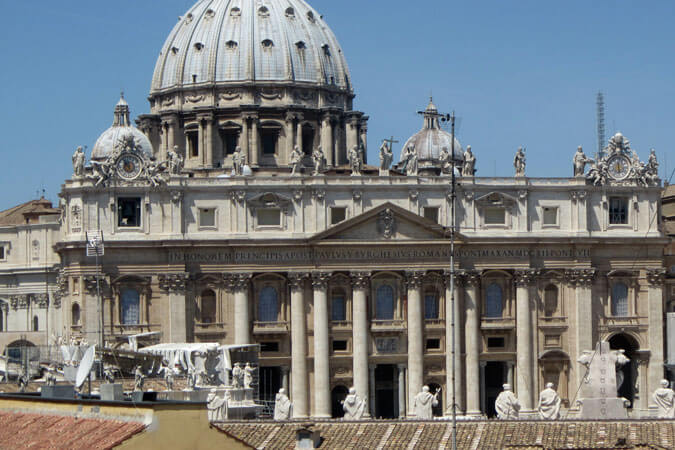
[[596, 92, 606, 161]]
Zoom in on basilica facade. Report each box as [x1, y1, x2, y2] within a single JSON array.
[[0, 0, 669, 419]]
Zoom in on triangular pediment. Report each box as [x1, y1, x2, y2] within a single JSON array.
[[310, 202, 452, 242]]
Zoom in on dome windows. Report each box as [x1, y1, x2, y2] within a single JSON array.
[[261, 39, 274, 49], [171, 46, 180, 55], [230, 7, 241, 17], [307, 11, 315, 22], [322, 44, 331, 56], [185, 13, 194, 24], [258, 6, 270, 17], [295, 41, 306, 50], [194, 42, 204, 51], [285, 7, 295, 18], [205, 9, 215, 19], [226, 40, 238, 50]]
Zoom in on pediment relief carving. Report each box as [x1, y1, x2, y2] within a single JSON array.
[[475, 191, 517, 207], [247, 192, 293, 210]]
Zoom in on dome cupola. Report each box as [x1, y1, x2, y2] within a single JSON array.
[[92, 94, 154, 161]]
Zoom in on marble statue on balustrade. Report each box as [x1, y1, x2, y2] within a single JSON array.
[[187, 367, 197, 391], [537, 383, 561, 420], [72, 146, 85, 177], [348, 145, 363, 176], [379, 141, 393, 176], [133, 365, 145, 392], [573, 146, 590, 176], [232, 362, 244, 388], [167, 146, 184, 175], [274, 388, 292, 420], [160, 360, 176, 391], [438, 146, 451, 175], [653, 379, 675, 418], [401, 144, 418, 176], [463, 145, 476, 176], [496, 384, 521, 419], [311, 146, 325, 176], [413, 385, 440, 419], [342, 387, 367, 420], [207, 388, 228, 422], [576, 341, 630, 419], [290, 145, 303, 176], [243, 362, 256, 389], [514, 147, 526, 177], [231, 146, 245, 176]]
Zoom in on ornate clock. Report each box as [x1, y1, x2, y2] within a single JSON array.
[[607, 155, 630, 180], [115, 153, 143, 180]]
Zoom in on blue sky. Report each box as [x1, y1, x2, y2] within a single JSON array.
[[1, 0, 673, 210]]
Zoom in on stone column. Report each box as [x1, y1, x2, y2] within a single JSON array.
[[647, 269, 666, 407], [250, 117, 259, 167], [284, 113, 295, 164], [296, 121, 303, 152], [369, 365, 376, 417], [346, 116, 358, 152], [507, 361, 515, 387], [321, 114, 333, 167], [230, 273, 252, 345], [406, 270, 425, 416], [464, 271, 482, 416], [205, 114, 214, 168], [289, 272, 309, 418], [397, 364, 406, 417], [350, 271, 371, 416], [312, 272, 331, 418], [282, 366, 290, 393], [566, 269, 596, 392], [158, 274, 189, 343], [242, 116, 250, 162], [479, 361, 487, 413], [444, 270, 465, 415], [515, 269, 537, 412]]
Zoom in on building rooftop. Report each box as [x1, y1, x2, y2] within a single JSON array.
[[0, 197, 60, 226]]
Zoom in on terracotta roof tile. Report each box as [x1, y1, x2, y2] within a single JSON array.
[[0, 411, 145, 449]]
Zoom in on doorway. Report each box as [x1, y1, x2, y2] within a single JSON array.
[[375, 364, 398, 418], [259, 366, 281, 415], [483, 361, 506, 418], [331, 385, 349, 418], [609, 334, 639, 408]]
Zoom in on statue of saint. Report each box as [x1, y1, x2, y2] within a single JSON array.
[[653, 379, 675, 418], [311, 146, 325, 176], [232, 146, 245, 176], [379, 141, 393, 175], [207, 388, 227, 422], [537, 382, 561, 420], [647, 148, 659, 175], [413, 385, 439, 419], [290, 145, 303, 176], [495, 383, 520, 419], [232, 362, 244, 388], [133, 365, 145, 392], [514, 147, 526, 177], [167, 146, 184, 175], [243, 362, 256, 389], [438, 146, 451, 174], [402, 144, 418, 176], [348, 145, 362, 176], [274, 388, 292, 420], [573, 146, 590, 176], [462, 145, 476, 176], [342, 387, 367, 420], [72, 146, 86, 177], [160, 360, 175, 391]]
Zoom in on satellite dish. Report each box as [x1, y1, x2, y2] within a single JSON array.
[[75, 345, 95, 389]]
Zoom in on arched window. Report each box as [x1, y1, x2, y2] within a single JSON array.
[[121, 288, 140, 325], [71, 303, 81, 326], [32, 315, 39, 331], [424, 290, 439, 319], [331, 289, 346, 322], [376, 284, 394, 320], [544, 285, 558, 317], [486, 283, 503, 318], [201, 289, 216, 324], [611, 283, 629, 317], [259, 286, 278, 322]]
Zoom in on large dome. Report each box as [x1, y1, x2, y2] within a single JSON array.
[[92, 96, 153, 161], [151, 0, 352, 93], [400, 99, 462, 164]]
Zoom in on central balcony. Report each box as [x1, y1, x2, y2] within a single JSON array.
[[253, 321, 290, 335], [370, 319, 406, 333]]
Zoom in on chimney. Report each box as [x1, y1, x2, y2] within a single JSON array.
[[295, 423, 320, 449]]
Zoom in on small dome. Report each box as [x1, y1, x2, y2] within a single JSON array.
[[91, 94, 153, 160], [151, 0, 351, 93], [400, 98, 462, 164]]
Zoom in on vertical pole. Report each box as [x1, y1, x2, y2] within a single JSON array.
[[96, 251, 103, 348], [450, 111, 457, 450]]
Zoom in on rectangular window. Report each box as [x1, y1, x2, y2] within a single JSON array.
[[117, 197, 141, 227], [484, 207, 505, 225], [302, 127, 315, 156], [487, 337, 505, 348], [261, 129, 278, 155], [260, 342, 279, 353], [199, 208, 216, 228], [542, 207, 558, 226], [331, 295, 346, 321], [332, 340, 348, 352], [426, 338, 441, 350], [0, 246, 5, 260], [220, 129, 239, 155], [187, 130, 199, 158], [258, 208, 281, 226], [423, 207, 440, 223], [330, 207, 347, 225], [609, 197, 628, 225]]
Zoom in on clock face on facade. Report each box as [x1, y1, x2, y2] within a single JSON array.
[[607, 155, 631, 180], [116, 153, 143, 180]]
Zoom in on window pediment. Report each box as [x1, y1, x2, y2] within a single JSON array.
[[247, 192, 292, 209], [475, 191, 517, 207]]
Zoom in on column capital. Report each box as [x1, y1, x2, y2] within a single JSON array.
[[646, 268, 666, 286], [464, 270, 481, 287], [405, 270, 426, 289], [350, 271, 371, 289], [288, 272, 310, 291], [158, 273, 189, 293], [443, 269, 466, 287], [514, 269, 540, 287], [311, 272, 331, 290], [564, 268, 596, 287], [225, 273, 252, 292]]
